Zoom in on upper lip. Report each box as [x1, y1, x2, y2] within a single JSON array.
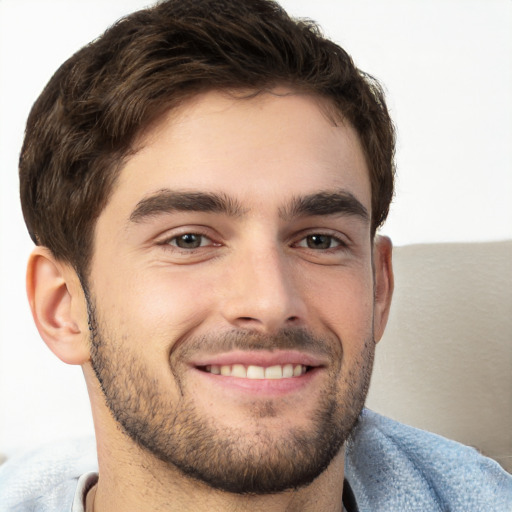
[[189, 350, 327, 369]]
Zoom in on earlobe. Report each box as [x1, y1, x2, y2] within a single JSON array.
[[373, 235, 394, 343], [27, 247, 90, 365]]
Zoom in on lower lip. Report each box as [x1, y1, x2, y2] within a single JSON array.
[[191, 367, 323, 396]]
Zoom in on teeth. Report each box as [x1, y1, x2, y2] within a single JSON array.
[[231, 364, 246, 378], [283, 364, 294, 378], [247, 365, 265, 379], [205, 364, 307, 379], [265, 365, 282, 379]]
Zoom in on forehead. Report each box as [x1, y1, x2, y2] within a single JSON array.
[[104, 89, 371, 221]]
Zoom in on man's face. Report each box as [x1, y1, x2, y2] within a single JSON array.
[[86, 89, 382, 493]]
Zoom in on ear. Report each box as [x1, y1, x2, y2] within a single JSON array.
[[26, 247, 90, 365], [372, 235, 394, 343]]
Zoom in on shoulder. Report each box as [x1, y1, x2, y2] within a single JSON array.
[[345, 409, 512, 512], [0, 437, 97, 512]]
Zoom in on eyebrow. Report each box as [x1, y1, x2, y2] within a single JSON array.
[[280, 191, 369, 222], [129, 189, 369, 224], [129, 190, 247, 222]]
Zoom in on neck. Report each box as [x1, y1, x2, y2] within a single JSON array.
[[90, 434, 345, 512]]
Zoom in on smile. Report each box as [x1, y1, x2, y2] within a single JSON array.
[[202, 363, 309, 379]]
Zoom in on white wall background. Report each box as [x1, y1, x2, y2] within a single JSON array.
[[0, 0, 511, 457]]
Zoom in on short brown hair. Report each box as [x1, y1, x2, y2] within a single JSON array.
[[20, 0, 395, 276]]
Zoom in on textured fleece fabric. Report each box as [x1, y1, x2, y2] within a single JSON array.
[[0, 409, 510, 511]]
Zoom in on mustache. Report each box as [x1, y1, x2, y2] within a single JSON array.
[[176, 327, 340, 360]]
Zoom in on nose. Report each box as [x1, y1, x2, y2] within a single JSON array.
[[220, 243, 307, 333]]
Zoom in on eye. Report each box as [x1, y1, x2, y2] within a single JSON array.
[[168, 233, 212, 249], [297, 234, 342, 250]]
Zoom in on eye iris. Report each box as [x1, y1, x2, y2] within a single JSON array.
[[307, 235, 331, 249], [176, 234, 202, 249]]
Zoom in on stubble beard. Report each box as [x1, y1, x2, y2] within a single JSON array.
[[86, 295, 374, 495]]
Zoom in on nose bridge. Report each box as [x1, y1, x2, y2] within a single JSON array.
[[221, 238, 305, 332]]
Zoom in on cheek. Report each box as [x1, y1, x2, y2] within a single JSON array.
[[94, 266, 217, 349], [302, 266, 375, 348]]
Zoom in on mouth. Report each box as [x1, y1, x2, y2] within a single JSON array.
[[198, 363, 311, 379], [188, 350, 325, 394]]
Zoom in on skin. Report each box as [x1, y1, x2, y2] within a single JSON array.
[[27, 89, 393, 511]]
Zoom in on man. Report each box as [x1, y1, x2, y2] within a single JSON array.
[[0, 0, 510, 510]]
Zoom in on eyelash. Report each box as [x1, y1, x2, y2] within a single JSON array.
[[158, 231, 347, 253], [293, 233, 347, 251], [159, 232, 217, 251]]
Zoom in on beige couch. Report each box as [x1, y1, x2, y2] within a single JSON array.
[[366, 240, 512, 472]]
